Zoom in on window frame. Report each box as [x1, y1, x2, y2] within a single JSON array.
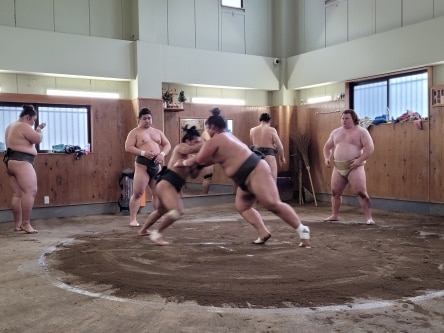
[[0, 101, 91, 153], [347, 67, 432, 120], [221, 0, 244, 10]]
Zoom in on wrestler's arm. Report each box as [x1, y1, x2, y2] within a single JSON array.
[[175, 141, 215, 168], [153, 131, 172, 164], [174, 143, 203, 179], [175, 142, 202, 155], [158, 131, 172, 155], [23, 123, 44, 144], [249, 128, 255, 146], [323, 132, 335, 167], [356, 128, 374, 164], [124, 130, 144, 156], [271, 129, 285, 164]]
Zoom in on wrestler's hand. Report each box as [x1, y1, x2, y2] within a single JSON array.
[[154, 152, 165, 164], [350, 159, 361, 170], [174, 159, 186, 167], [325, 158, 331, 167], [37, 123, 46, 130], [145, 151, 154, 159]]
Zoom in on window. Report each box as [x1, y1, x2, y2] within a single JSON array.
[[350, 70, 429, 120], [221, 0, 244, 9], [0, 103, 91, 153]]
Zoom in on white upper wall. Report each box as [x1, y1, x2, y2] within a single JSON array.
[[135, 0, 274, 57], [294, 0, 444, 55], [1, 0, 444, 102], [288, 16, 444, 89], [135, 42, 280, 98], [0, 0, 135, 40], [286, 0, 444, 89], [0, 25, 134, 80]]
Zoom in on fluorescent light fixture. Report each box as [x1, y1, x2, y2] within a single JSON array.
[[307, 96, 332, 104], [192, 97, 245, 106], [46, 89, 119, 99]]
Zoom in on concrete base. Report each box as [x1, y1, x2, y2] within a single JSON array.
[[2, 192, 444, 223], [316, 193, 444, 216], [0, 193, 236, 223]]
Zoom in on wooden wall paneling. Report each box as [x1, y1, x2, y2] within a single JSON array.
[[364, 125, 391, 198], [397, 122, 429, 201], [0, 94, 135, 211], [233, 105, 262, 145], [117, 100, 136, 170], [0, 174, 10, 208], [311, 109, 341, 195], [367, 122, 429, 201], [1, 94, 441, 213], [90, 101, 120, 203], [293, 100, 432, 203], [429, 106, 444, 203], [306, 107, 341, 193], [131, 99, 140, 120], [271, 105, 292, 173], [164, 111, 180, 148], [289, 106, 304, 191]]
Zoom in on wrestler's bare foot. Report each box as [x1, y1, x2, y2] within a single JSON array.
[[14, 224, 22, 232], [299, 239, 311, 248], [323, 215, 339, 222], [129, 220, 140, 227], [20, 224, 38, 234], [138, 229, 151, 236], [149, 230, 169, 246]]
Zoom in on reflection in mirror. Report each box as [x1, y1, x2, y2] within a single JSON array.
[[179, 118, 235, 197]]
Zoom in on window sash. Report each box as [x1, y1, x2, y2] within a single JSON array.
[[351, 71, 428, 120], [0, 103, 91, 153], [221, 0, 244, 9]]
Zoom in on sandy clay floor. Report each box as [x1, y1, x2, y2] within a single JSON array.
[[0, 200, 443, 333]]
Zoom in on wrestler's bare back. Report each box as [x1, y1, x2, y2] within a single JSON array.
[[5, 121, 41, 156], [197, 132, 253, 178], [250, 125, 278, 149], [167, 142, 202, 180]]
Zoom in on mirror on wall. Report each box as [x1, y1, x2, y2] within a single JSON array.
[[179, 118, 233, 137], [180, 118, 206, 137], [179, 117, 234, 197]]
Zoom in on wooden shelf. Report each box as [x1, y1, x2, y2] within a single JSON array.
[[163, 108, 184, 112]]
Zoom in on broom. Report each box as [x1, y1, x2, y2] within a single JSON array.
[[297, 153, 303, 205], [290, 139, 304, 205], [295, 132, 318, 207]]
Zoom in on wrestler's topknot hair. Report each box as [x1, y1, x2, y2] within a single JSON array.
[[211, 107, 221, 116], [259, 113, 271, 122], [181, 125, 201, 143], [207, 107, 226, 131], [19, 104, 37, 118]]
